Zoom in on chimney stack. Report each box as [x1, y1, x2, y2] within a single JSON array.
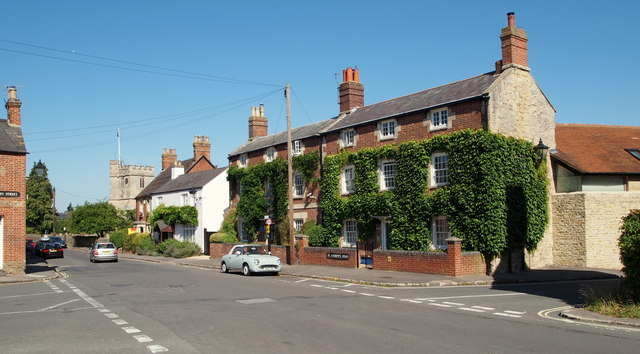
[[5, 86, 22, 127], [162, 148, 177, 171], [170, 161, 184, 180], [500, 12, 528, 69], [248, 104, 268, 141], [339, 68, 364, 113], [193, 135, 211, 161]]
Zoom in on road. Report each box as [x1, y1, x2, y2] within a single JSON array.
[[1, 249, 638, 353]]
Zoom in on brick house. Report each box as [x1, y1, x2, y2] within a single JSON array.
[[228, 13, 556, 272], [551, 124, 640, 269], [135, 136, 229, 253], [0, 87, 27, 275]]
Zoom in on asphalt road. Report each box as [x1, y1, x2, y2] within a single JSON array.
[[1, 249, 638, 353]]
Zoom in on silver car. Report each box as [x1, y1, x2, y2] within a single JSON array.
[[90, 242, 118, 262], [220, 245, 281, 276]]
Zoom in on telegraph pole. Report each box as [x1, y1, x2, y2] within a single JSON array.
[[285, 83, 295, 264]]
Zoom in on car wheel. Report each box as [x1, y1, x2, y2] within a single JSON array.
[[221, 262, 228, 273], [242, 263, 251, 276], [273, 272, 279, 276]]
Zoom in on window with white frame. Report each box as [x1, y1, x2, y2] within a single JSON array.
[[431, 108, 449, 130], [294, 219, 304, 232], [156, 196, 163, 207], [432, 216, 450, 249], [293, 173, 304, 198], [181, 193, 188, 206], [380, 160, 398, 190], [343, 219, 357, 247], [239, 154, 248, 167], [183, 224, 196, 242], [379, 119, 397, 140], [265, 147, 276, 162], [342, 165, 355, 194], [430, 153, 449, 187], [293, 140, 303, 156], [341, 129, 355, 147]]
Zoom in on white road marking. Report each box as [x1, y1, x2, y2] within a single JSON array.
[[326, 287, 338, 290], [113, 319, 128, 325], [38, 299, 80, 312], [359, 293, 375, 296], [402, 299, 423, 304], [236, 298, 276, 304], [134, 335, 154, 343], [147, 344, 169, 353], [460, 307, 485, 313], [0, 291, 61, 299], [341, 290, 356, 293], [442, 302, 464, 306], [494, 312, 522, 318], [472, 306, 495, 311], [59, 279, 104, 308], [378, 296, 395, 300], [429, 303, 452, 308], [295, 279, 310, 283], [310, 284, 323, 288], [122, 326, 141, 334], [98, 309, 111, 313], [105, 313, 120, 319], [504, 310, 526, 315], [414, 298, 430, 301], [425, 293, 526, 301]]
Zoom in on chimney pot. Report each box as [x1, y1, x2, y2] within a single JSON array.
[[248, 105, 268, 140], [507, 12, 515, 27], [338, 67, 364, 113]]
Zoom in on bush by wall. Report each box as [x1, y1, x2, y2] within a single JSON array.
[[136, 234, 156, 255], [619, 209, 640, 302], [122, 232, 137, 251], [156, 239, 201, 258], [157, 238, 181, 255], [210, 232, 237, 243], [109, 228, 128, 248]]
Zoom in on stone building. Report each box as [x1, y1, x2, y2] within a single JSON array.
[[0, 87, 27, 274], [108, 160, 155, 211]]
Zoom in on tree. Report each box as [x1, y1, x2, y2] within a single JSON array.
[[66, 203, 74, 212], [149, 204, 198, 229], [26, 161, 54, 234], [68, 202, 127, 238], [619, 209, 640, 302]]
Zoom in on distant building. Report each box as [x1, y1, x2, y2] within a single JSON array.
[[108, 160, 155, 211], [0, 87, 27, 274]]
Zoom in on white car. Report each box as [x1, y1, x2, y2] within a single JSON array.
[[90, 242, 118, 262], [220, 245, 281, 276]]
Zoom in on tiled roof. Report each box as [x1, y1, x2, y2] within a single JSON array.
[[326, 72, 498, 131], [0, 119, 27, 154], [154, 167, 227, 194], [229, 119, 335, 156], [137, 158, 195, 198], [553, 124, 640, 174]]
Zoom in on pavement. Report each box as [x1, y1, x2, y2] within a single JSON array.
[[2, 248, 637, 329]]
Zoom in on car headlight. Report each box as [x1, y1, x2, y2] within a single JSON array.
[[254, 259, 260, 265]]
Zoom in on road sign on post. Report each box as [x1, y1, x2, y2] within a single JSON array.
[[266, 218, 272, 226]]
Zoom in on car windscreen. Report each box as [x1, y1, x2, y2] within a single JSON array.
[[244, 247, 263, 255], [97, 244, 115, 249]]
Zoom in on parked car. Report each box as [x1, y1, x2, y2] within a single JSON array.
[[220, 245, 281, 276], [89, 242, 118, 263], [41, 243, 64, 259], [49, 236, 67, 248], [26, 239, 36, 255]]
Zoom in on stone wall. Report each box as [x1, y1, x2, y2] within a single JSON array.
[[552, 192, 640, 269]]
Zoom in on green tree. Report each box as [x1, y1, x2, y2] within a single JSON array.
[[66, 203, 74, 212], [619, 210, 640, 302], [26, 161, 54, 234], [68, 202, 127, 238], [149, 204, 198, 229]]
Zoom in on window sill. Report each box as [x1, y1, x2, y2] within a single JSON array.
[[379, 135, 396, 142], [429, 125, 448, 132]]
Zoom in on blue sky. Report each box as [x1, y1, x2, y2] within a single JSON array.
[[2, 1, 639, 210]]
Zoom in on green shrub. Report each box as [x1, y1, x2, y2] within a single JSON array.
[[219, 208, 238, 239], [157, 238, 182, 256], [167, 241, 202, 258], [135, 234, 155, 255], [619, 209, 640, 302], [109, 228, 128, 248], [122, 232, 137, 251], [210, 232, 238, 243], [132, 233, 150, 252], [302, 221, 325, 246]]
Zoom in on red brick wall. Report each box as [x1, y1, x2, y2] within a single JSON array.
[[0, 153, 26, 274], [299, 247, 358, 268], [372, 250, 484, 276]]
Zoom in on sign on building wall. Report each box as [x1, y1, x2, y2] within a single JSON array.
[[0, 191, 20, 197]]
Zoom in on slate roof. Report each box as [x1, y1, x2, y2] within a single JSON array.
[[154, 167, 227, 194], [326, 72, 498, 132], [229, 119, 335, 156], [137, 158, 195, 198], [0, 119, 27, 154], [553, 124, 640, 174]]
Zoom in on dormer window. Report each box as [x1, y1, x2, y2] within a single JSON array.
[[239, 154, 248, 168], [293, 140, 303, 156], [265, 147, 276, 162], [341, 129, 356, 147]]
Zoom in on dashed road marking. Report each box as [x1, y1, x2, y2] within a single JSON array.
[[460, 307, 485, 313], [147, 344, 169, 353], [442, 301, 464, 306], [378, 296, 395, 300], [359, 293, 375, 296], [429, 303, 452, 308], [326, 287, 338, 290], [105, 313, 120, 319], [123, 326, 141, 334], [98, 309, 111, 313], [402, 299, 423, 304], [134, 335, 154, 343], [310, 284, 323, 288], [236, 298, 276, 305], [494, 312, 522, 318], [113, 319, 128, 325], [504, 310, 526, 315], [472, 306, 495, 311], [341, 289, 356, 293], [295, 279, 310, 283]]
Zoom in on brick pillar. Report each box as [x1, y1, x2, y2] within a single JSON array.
[[446, 237, 463, 276], [500, 12, 528, 68], [161, 148, 177, 171], [5, 86, 22, 127]]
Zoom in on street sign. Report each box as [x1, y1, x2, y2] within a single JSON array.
[[0, 191, 20, 197], [266, 218, 272, 225]]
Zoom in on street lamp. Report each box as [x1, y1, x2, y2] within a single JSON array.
[[34, 160, 46, 177], [534, 139, 549, 160]]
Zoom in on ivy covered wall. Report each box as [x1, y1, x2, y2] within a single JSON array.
[[317, 130, 548, 259]]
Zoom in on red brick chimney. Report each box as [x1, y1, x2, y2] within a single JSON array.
[[193, 136, 211, 161], [500, 12, 528, 68], [5, 86, 22, 127], [339, 68, 364, 113], [248, 104, 268, 141], [161, 148, 177, 171]]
